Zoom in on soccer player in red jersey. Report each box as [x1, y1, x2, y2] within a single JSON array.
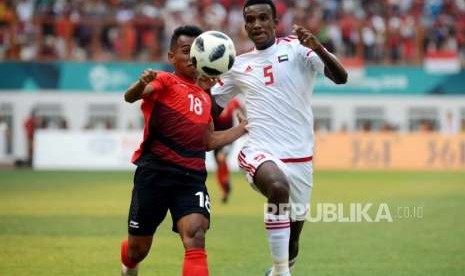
[[23, 108, 39, 166], [120, 25, 247, 276], [212, 97, 243, 203]]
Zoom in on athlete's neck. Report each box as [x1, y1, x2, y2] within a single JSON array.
[[174, 72, 195, 84], [256, 38, 276, 50]]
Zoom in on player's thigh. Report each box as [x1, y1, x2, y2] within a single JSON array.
[[169, 179, 211, 233], [128, 166, 170, 236], [177, 213, 209, 234], [287, 162, 313, 221], [238, 148, 289, 196], [254, 161, 289, 197]]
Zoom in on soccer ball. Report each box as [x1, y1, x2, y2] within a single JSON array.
[[190, 31, 236, 77]]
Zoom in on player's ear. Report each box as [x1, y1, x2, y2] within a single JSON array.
[[168, 50, 175, 65]]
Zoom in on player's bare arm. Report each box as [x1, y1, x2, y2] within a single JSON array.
[[206, 113, 247, 150], [293, 24, 348, 84], [124, 69, 157, 103]]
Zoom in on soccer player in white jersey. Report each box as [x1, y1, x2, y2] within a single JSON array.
[[210, 0, 348, 275]]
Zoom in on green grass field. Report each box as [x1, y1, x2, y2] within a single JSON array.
[[0, 170, 464, 276]]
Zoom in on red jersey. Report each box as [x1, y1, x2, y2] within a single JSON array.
[[132, 72, 212, 173], [24, 116, 38, 139]]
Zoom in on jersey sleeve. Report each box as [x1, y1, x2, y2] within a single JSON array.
[[293, 42, 325, 74], [211, 70, 240, 108], [143, 72, 171, 101], [226, 98, 241, 112]]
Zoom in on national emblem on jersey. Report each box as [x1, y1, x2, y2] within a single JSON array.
[[278, 54, 289, 63]]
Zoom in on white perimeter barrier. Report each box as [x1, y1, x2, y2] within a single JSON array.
[[34, 130, 245, 171], [0, 126, 6, 161]]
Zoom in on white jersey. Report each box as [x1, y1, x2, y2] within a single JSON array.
[[212, 36, 325, 159]]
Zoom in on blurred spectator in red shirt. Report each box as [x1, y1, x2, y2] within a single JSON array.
[[24, 108, 39, 166], [0, 0, 464, 65]]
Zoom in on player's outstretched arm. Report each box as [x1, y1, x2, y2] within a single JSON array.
[[206, 113, 247, 151], [293, 25, 348, 85], [124, 69, 157, 103]]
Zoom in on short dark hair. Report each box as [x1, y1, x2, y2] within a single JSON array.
[[170, 25, 203, 49], [243, 0, 277, 20]]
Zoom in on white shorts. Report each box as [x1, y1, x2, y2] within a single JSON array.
[[237, 147, 313, 221]]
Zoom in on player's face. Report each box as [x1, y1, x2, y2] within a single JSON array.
[[244, 4, 277, 50], [169, 35, 197, 79]]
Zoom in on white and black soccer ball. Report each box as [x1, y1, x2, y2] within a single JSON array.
[[190, 31, 236, 77]]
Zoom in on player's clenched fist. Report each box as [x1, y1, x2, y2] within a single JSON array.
[[293, 24, 321, 51], [139, 69, 157, 85]]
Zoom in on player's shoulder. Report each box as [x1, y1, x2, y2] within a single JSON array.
[[156, 71, 172, 78], [276, 35, 299, 44], [276, 35, 303, 51], [162, 72, 195, 87], [277, 35, 317, 59], [155, 71, 176, 84]]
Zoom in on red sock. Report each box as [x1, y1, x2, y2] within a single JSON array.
[[121, 239, 138, 268], [217, 160, 230, 192], [182, 248, 209, 276]]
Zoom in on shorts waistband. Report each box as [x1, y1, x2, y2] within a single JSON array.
[[280, 156, 313, 163]]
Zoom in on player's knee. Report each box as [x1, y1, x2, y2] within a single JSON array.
[[182, 226, 206, 249], [127, 242, 150, 263], [267, 180, 289, 202]]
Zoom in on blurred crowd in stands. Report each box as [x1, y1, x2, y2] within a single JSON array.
[[0, 0, 464, 64]]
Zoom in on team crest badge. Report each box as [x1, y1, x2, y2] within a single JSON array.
[[254, 154, 266, 161]]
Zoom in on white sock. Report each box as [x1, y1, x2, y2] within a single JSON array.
[[265, 213, 291, 275], [121, 264, 138, 276], [289, 257, 297, 271]]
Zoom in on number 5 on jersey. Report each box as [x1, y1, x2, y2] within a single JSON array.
[[264, 65, 274, 86]]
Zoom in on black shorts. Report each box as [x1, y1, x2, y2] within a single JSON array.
[[127, 166, 211, 235]]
